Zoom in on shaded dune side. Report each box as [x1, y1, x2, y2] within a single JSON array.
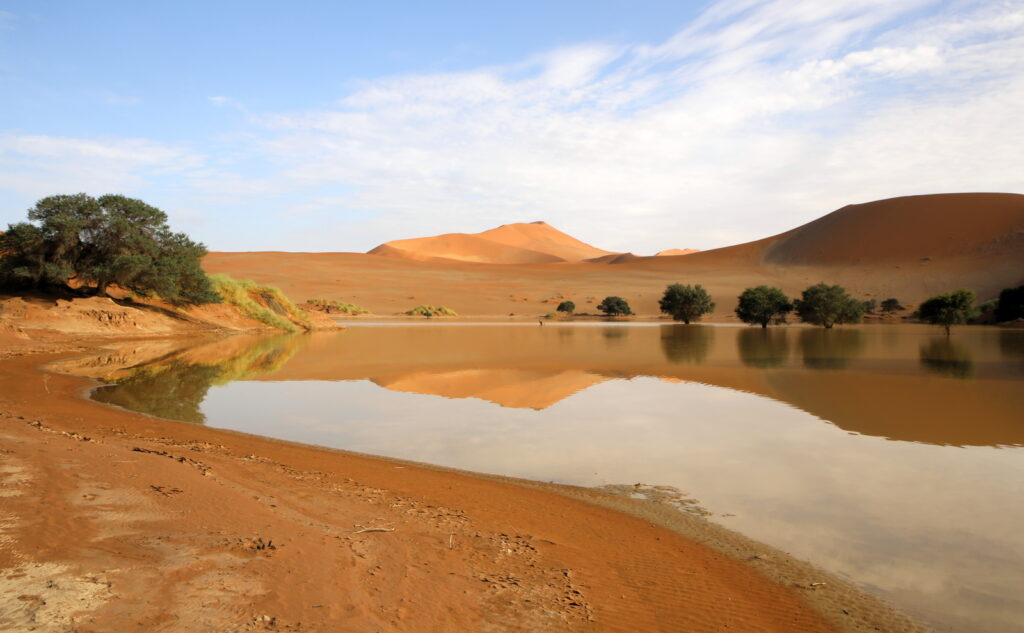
[[369, 221, 615, 264], [761, 193, 1024, 266]]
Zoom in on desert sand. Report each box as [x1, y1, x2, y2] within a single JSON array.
[[4, 191, 1022, 632], [206, 193, 1024, 318]]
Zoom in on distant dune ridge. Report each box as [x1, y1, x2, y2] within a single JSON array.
[[368, 220, 617, 264], [206, 193, 1024, 317]]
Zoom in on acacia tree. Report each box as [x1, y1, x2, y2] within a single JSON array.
[[918, 289, 976, 335], [1, 193, 219, 304], [735, 286, 792, 328], [556, 300, 575, 314], [794, 283, 864, 328], [597, 296, 632, 316], [659, 283, 715, 324], [881, 298, 904, 313], [995, 285, 1024, 322]]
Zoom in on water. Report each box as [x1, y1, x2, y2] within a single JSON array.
[[66, 323, 1024, 632]]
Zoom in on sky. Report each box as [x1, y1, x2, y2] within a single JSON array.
[[0, 0, 1021, 254]]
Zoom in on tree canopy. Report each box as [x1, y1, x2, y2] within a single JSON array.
[[794, 283, 864, 328], [995, 285, 1024, 322], [735, 286, 792, 328], [556, 300, 575, 314], [880, 298, 904, 313], [1, 193, 219, 304], [659, 283, 714, 324], [597, 296, 632, 316], [918, 289, 976, 335]]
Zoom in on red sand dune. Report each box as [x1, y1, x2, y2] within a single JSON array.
[[655, 248, 700, 256], [206, 193, 1024, 317], [369, 221, 616, 264]]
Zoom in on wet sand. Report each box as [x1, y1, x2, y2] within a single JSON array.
[[0, 336, 928, 632]]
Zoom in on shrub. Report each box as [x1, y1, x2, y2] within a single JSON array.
[[880, 298, 904, 313], [735, 286, 792, 328], [209, 274, 308, 332], [405, 304, 458, 317], [305, 298, 369, 315], [543, 312, 556, 319], [556, 300, 575, 314], [862, 299, 877, 314], [995, 285, 1024, 322], [659, 284, 714, 324], [0, 193, 218, 304], [597, 296, 632, 316], [794, 283, 864, 328], [918, 289, 976, 335]]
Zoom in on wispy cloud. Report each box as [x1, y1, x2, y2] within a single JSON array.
[[1, 1, 1021, 253], [0, 134, 203, 199], [105, 94, 143, 106], [232, 0, 1023, 252]]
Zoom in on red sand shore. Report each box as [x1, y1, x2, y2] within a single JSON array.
[[0, 333, 927, 632]]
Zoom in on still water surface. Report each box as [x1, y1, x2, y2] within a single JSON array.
[[70, 323, 1024, 633]]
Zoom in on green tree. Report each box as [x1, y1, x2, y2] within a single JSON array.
[[880, 298, 904, 313], [995, 285, 1024, 322], [918, 289, 976, 335], [556, 300, 575, 314], [862, 299, 877, 314], [794, 283, 865, 328], [659, 283, 714, 324], [0, 193, 99, 289], [597, 296, 632, 316], [735, 286, 792, 328], [1, 193, 218, 304]]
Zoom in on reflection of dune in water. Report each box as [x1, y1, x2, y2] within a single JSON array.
[[373, 369, 609, 410], [58, 325, 1024, 447]]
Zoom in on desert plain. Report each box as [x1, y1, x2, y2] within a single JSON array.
[[2, 192, 1024, 632]]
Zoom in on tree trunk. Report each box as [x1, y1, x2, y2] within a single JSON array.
[[761, 321, 768, 328], [95, 281, 108, 297]]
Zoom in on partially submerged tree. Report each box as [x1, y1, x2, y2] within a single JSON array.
[[556, 300, 575, 314], [794, 283, 864, 328], [597, 296, 632, 316], [918, 289, 976, 335], [735, 286, 792, 328], [659, 283, 714, 324], [0, 193, 218, 304]]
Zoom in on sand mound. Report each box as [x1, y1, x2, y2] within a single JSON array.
[[655, 249, 700, 257], [762, 193, 1024, 266], [586, 252, 645, 264], [369, 221, 615, 264]]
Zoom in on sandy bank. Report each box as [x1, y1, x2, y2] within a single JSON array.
[[0, 334, 929, 633]]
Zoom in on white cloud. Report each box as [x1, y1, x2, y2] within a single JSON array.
[[105, 94, 143, 106], [222, 0, 1022, 252], [0, 134, 203, 200]]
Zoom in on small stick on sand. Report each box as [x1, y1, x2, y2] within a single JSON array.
[[449, 533, 454, 549], [351, 527, 395, 534]]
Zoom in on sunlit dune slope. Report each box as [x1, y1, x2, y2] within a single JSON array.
[[761, 193, 1024, 265], [655, 249, 700, 257], [368, 221, 615, 264], [205, 193, 1024, 317]]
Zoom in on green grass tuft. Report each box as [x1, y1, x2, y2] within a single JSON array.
[[305, 298, 370, 315], [209, 274, 309, 332], [405, 304, 458, 317]]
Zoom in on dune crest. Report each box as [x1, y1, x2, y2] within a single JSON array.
[[369, 221, 616, 264], [655, 249, 700, 257]]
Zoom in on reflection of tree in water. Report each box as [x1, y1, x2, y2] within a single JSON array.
[[999, 331, 1024, 371], [90, 335, 308, 424], [737, 328, 790, 368], [93, 362, 223, 423], [660, 325, 714, 364], [798, 329, 864, 370], [920, 339, 974, 379], [602, 327, 630, 348]]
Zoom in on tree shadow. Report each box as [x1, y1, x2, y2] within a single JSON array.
[[920, 338, 974, 379], [737, 328, 790, 368], [798, 329, 864, 370], [660, 325, 714, 364]]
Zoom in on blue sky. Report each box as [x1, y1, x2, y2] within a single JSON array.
[[1, 1, 1021, 253]]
